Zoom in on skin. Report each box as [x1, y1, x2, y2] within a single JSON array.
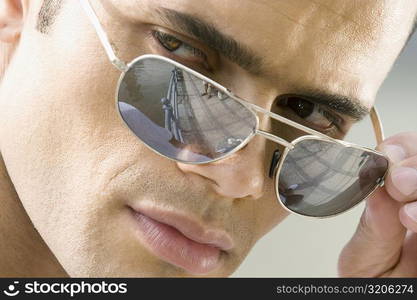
[[0, 0, 416, 277]]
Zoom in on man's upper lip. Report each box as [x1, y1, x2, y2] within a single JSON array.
[[129, 205, 234, 251]]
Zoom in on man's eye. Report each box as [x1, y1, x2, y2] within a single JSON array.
[[152, 31, 209, 68], [277, 95, 344, 132]]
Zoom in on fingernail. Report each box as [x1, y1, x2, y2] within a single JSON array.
[[381, 144, 406, 163], [404, 202, 417, 222], [391, 167, 417, 196]]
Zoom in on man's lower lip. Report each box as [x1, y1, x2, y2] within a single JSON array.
[[130, 210, 223, 275]]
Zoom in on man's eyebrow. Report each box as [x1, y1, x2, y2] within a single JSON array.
[[291, 88, 370, 121], [154, 8, 267, 76], [154, 8, 370, 121]]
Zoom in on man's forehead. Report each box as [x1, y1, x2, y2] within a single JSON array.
[[114, 0, 417, 67], [121, 1, 409, 93], [127, 0, 416, 39]]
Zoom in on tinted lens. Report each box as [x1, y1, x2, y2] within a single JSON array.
[[117, 57, 257, 163], [277, 138, 388, 217]]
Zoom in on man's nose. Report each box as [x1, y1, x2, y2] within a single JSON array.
[[176, 135, 267, 200]]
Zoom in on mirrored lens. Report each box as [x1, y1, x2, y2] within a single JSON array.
[[277, 137, 388, 217], [117, 57, 257, 163]]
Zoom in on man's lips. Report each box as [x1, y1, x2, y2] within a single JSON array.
[[127, 205, 234, 275]]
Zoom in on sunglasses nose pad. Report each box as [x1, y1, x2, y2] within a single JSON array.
[[268, 149, 281, 179]]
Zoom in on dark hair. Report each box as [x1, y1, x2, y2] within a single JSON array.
[[36, 0, 63, 34]]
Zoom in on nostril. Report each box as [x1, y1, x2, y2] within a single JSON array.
[[269, 149, 281, 179]]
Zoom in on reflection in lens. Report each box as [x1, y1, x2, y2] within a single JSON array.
[[117, 57, 257, 163], [277, 138, 388, 217]]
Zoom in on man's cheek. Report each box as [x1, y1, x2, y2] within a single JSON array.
[[256, 195, 290, 239]]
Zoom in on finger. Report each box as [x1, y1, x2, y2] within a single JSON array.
[[377, 132, 417, 202], [338, 187, 406, 277], [383, 231, 417, 277], [378, 132, 417, 161], [399, 201, 417, 233], [384, 156, 417, 203], [338, 132, 417, 277]]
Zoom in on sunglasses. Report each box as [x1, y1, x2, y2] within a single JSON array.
[[80, 0, 390, 218]]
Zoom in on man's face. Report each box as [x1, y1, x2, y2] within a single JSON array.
[[0, 0, 415, 277]]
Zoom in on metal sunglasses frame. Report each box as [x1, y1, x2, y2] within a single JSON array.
[[80, 0, 389, 218]]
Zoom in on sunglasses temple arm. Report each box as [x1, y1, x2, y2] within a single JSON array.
[[79, 0, 128, 71], [232, 94, 331, 140], [370, 107, 385, 145], [236, 93, 386, 146]]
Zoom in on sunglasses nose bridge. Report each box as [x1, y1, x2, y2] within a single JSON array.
[[255, 129, 294, 149]]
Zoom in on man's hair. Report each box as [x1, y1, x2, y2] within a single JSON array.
[[36, 0, 64, 34]]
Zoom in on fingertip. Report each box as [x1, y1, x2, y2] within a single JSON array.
[[389, 166, 417, 199], [399, 203, 417, 233], [379, 144, 406, 164]]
